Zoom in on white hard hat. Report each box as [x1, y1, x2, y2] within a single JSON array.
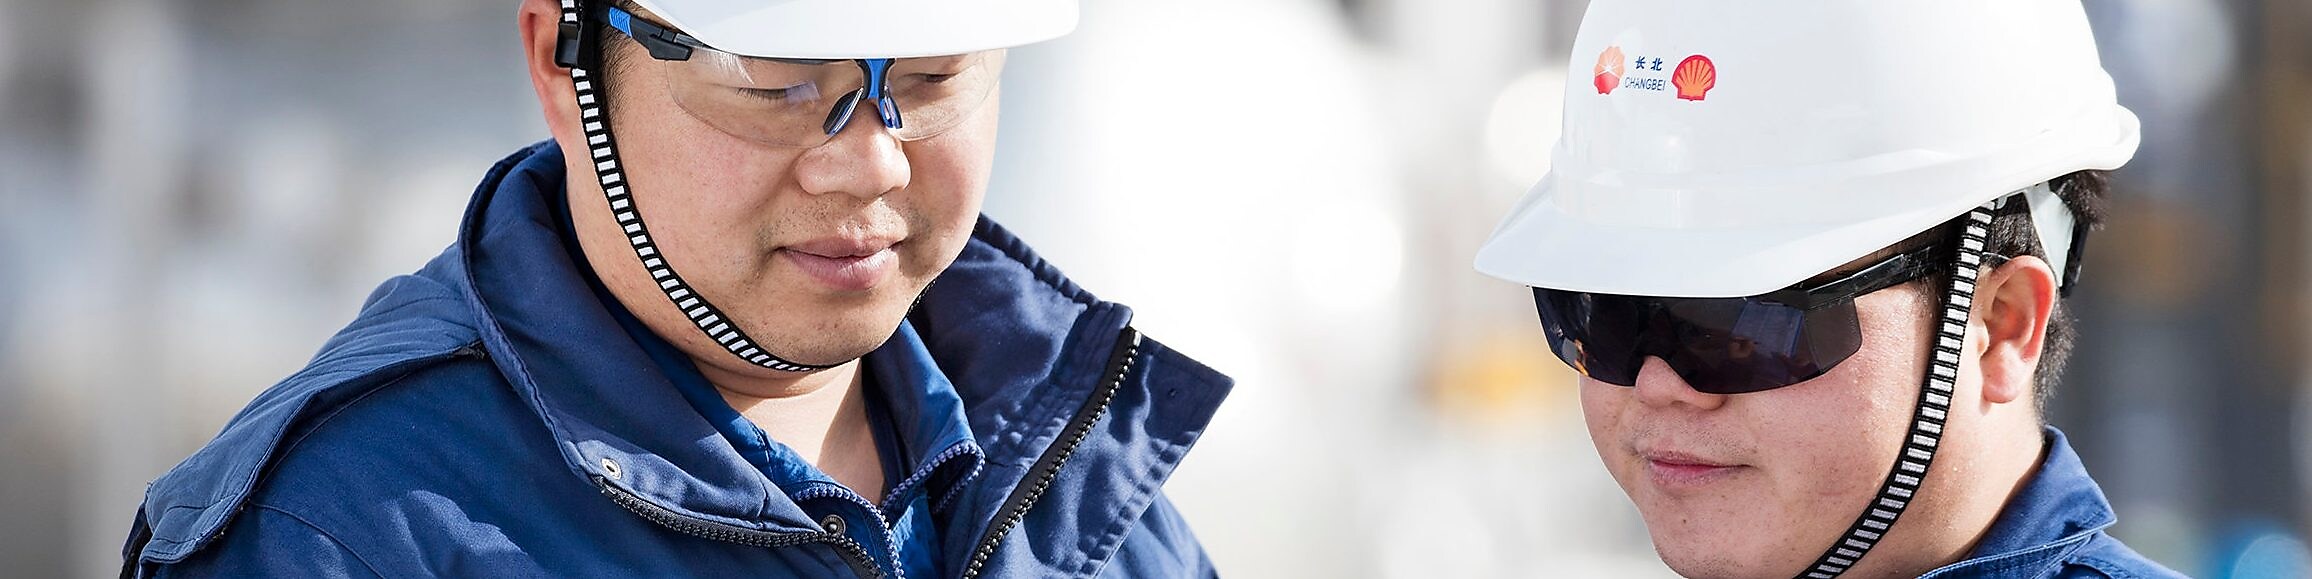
[[1473, 0, 2140, 298], [627, 0, 1078, 59]]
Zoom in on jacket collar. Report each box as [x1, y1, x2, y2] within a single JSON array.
[[1922, 426, 2118, 576], [459, 140, 813, 531], [458, 141, 1233, 544], [560, 170, 984, 511]]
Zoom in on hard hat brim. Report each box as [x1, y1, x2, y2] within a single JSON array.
[[1475, 104, 2140, 298], [632, 0, 1078, 60]]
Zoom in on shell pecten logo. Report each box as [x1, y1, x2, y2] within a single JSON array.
[[1672, 55, 1716, 101], [1594, 45, 1626, 95]]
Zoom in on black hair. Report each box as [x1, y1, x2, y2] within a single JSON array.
[[586, 0, 645, 117], [1890, 170, 2110, 417], [1995, 170, 2109, 414]]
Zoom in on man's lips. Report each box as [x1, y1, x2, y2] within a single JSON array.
[[785, 236, 900, 259], [1640, 449, 1746, 487], [779, 236, 901, 291]]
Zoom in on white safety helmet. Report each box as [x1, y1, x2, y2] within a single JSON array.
[[625, 0, 1077, 59], [1473, 0, 2139, 297]]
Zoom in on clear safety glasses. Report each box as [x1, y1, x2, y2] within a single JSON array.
[[1530, 241, 1957, 394], [599, 5, 1004, 148]]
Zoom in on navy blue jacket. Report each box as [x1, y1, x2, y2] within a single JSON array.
[[1921, 427, 2185, 578], [121, 141, 1234, 578]]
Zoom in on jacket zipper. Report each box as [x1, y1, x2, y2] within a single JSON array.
[[792, 485, 908, 579], [959, 327, 1142, 579], [594, 476, 886, 578]]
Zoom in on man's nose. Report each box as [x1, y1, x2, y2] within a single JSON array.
[[1631, 357, 1729, 411], [795, 98, 911, 200]]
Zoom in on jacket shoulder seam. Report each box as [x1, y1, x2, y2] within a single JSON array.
[[266, 352, 487, 471], [145, 342, 483, 514], [163, 502, 389, 578], [245, 503, 388, 578], [139, 340, 485, 559]]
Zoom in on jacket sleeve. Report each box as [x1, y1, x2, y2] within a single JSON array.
[[1098, 493, 1218, 578], [138, 504, 384, 579]]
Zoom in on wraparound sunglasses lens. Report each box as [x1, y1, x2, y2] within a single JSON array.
[[1531, 242, 1943, 394]]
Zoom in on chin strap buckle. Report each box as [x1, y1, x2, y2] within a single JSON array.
[[553, 0, 594, 70]]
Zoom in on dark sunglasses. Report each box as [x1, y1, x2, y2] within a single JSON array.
[[1532, 241, 1954, 394]]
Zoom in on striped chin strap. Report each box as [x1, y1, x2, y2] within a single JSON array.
[[1794, 200, 1997, 579], [558, 0, 838, 374]]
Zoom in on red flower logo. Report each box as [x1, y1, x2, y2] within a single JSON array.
[[1594, 46, 1625, 95]]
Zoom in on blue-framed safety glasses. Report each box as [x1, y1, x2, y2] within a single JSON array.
[[597, 4, 1004, 148]]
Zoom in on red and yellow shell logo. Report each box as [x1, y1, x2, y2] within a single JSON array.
[[1672, 55, 1716, 101], [1593, 46, 1625, 95]]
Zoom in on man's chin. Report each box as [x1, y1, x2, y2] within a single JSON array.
[[744, 320, 908, 368], [1645, 522, 1791, 579], [776, 345, 883, 369], [1654, 550, 1773, 579]]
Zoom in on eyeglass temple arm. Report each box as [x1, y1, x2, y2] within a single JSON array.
[[1762, 248, 1937, 312], [600, 5, 705, 61]]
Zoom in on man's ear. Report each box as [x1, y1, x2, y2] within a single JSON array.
[[519, 0, 584, 153], [1971, 255, 2060, 407]]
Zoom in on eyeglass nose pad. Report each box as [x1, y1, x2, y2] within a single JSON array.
[[876, 94, 903, 130], [823, 89, 866, 136]]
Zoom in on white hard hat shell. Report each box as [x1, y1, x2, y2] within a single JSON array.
[[629, 0, 1078, 59], [1473, 0, 2140, 298]]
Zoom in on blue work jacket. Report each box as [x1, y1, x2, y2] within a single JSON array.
[[1920, 427, 2186, 578], [121, 141, 1234, 578]]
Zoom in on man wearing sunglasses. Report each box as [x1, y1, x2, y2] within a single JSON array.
[[1477, 1, 2184, 577], [121, 0, 1232, 576]]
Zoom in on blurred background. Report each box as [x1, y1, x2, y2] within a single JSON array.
[[3, 0, 2309, 576]]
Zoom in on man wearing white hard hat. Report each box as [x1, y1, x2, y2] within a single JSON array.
[[1477, 1, 2184, 577], [120, 0, 1232, 576]]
